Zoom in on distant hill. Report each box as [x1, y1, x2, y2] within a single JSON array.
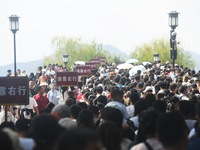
[[0, 60, 43, 76], [0, 46, 199, 76], [187, 50, 200, 71], [102, 45, 130, 60]]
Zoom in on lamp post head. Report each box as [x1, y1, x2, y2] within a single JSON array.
[[168, 11, 179, 30], [9, 15, 19, 33], [153, 53, 159, 62], [63, 54, 69, 65]]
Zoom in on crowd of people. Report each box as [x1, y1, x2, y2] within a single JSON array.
[[1, 60, 200, 150]]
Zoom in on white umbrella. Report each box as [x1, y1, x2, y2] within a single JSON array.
[[117, 63, 134, 70], [129, 65, 146, 76], [74, 61, 85, 65], [126, 59, 139, 64], [142, 62, 152, 66]]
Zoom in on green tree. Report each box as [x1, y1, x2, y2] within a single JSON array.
[[44, 36, 107, 69], [130, 38, 195, 69], [44, 36, 127, 68]]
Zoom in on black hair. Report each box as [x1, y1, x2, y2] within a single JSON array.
[[56, 128, 99, 150], [136, 110, 159, 144], [152, 100, 167, 113], [77, 109, 95, 129], [134, 99, 148, 116], [178, 100, 191, 118], [70, 104, 82, 119], [100, 107, 123, 127], [156, 111, 188, 148], [97, 121, 123, 150]]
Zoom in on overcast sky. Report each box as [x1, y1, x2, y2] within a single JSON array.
[[0, 0, 200, 66]]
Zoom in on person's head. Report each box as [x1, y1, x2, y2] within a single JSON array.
[[143, 86, 153, 95], [50, 83, 56, 91], [56, 128, 100, 150], [77, 102, 88, 110], [95, 86, 103, 94], [51, 104, 71, 119], [169, 83, 178, 93], [65, 98, 75, 107], [15, 118, 31, 137], [97, 121, 123, 150], [136, 110, 159, 143], [110, 87, 124, 102], [77, 110, 95, 129], [158, 81, 166, 89], [83, 92, 90, 102], [100, 107, 123, 127], [70, 104, 82, 120], [0, 120, 15, 131], [156, 111, 188, 149], [67, 91, 75, 98], [28, 114, 64, 150], [128, 89, 140, 104], [179, 85, 188, 94], [144, 93, 156, 108], [152, 100, 167, 113], [178, 100, 191, 118], [38, 86, 45, 94], [168, 96, 179, 111], [134, 99, 148, 116]]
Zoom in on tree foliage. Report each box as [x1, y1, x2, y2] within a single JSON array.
[[44, 36, 125, 68], [44, 36, 108, 68], [130, 38, 195, 69]]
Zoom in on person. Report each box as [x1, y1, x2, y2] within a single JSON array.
[[0, 106, 17, 124], [28, 114, 64, 150], [56, 127, 100, 150], [15, 118, 35, 150], [156, 111, 189, 150], [47, 83, 60, 105], [179, 100, 196, 131], [33, 86, 49, 112], [18, 97, 39, 119], [37, 71, 48, 84], [105, 87, 129, 120], [98, 121, 123, 150], [0, 128, 23, 150], [126, 89, 140, 118], [130, 110, 164, 150], [178, 85, 189, 100], [77, 109, 95, 129], [6, 69, 12, 77]]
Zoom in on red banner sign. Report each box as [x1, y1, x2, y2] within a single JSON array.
[[0, 77, 29, 105], [76, 66, 91, 76], [56, 72, 78, 86], [85, 62, 98, 70], [97, 57, 106, 62], [91, 58, 101, 64]]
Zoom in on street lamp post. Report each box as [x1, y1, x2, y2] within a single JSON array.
[[9, 15, 19, 77], [168, 11, 179, 69], [62, 54, 69, 71], [153, 53, 159, 63], [7, 15, 19, 122]]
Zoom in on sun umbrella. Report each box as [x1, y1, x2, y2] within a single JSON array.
[[129, 65, 146, 76], [126, 59, 139, 64], [117, 63, 134, 70], [142, 62, 152, 66], [74, 61, 85, 65]]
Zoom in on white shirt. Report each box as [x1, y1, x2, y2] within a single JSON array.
[[0, 111, 17, 124], [21, 97, 38, 109], [126, 105, 135, 118], [105, 101, 129, 120], [47, 90, 60, 105]]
